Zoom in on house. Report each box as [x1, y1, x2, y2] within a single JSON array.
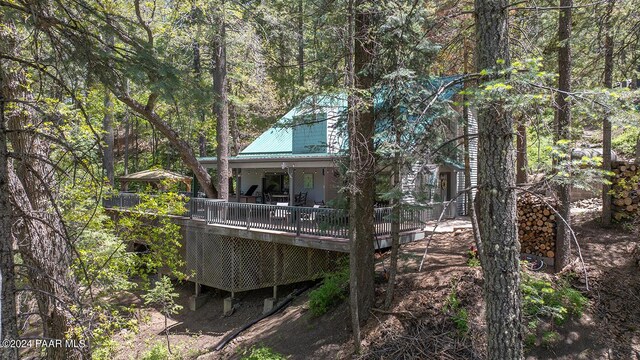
[[105, 78, 478, 301], [199, 77, 477, 217]]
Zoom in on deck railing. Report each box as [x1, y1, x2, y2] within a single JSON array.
[[104, 193, 454, 239]]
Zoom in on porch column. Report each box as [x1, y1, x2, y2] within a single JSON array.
[[322, 168, 326, 204], [235, 168, 241, 202], [288, 167, 295, 205]]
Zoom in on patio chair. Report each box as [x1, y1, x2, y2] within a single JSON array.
[[244, 185, 258, 196], [264, 193, 273, 205], [269, 202, 290, 226], [301, 204, 322, 223], [294, 191, 308, 206]]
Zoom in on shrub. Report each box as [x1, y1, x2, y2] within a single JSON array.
[[444, 287, 469, 335], [612, 127, 640, 157], [541, 331, 561, 348], [521, 273, 588, 325], [466, 246, 480, 267], [308, 264, 349, 317], [240, 345, 286, 360], [141, 342, 170, 360]]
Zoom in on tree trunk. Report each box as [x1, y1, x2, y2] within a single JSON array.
[[134, 118, 139, 172], [123, 115, 129, 175], [229, 85, 241, 156], [103, 88, 115, 186], [117, 94, 218, 198], [192, 4, 207, 158], [516, 120, 528, 185], [297, 0, 304, 87], [2, 22, 83, 359], [555, 0, 573, 271], [102, 33, 115, 186], [0, 61, 19, 360], [475, 0, 523, 358], [602, 0, 615, 225], [384, 133, 401, 309], [348, 0, 376, 341], [212, 1, 229, 200]]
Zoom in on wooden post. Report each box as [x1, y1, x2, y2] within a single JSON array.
[[289, 167, 295, 205], [235, 168, 241, 203]]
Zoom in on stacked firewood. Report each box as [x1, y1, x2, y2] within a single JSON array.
[[611, 162, 640, 222], [517, 193, 557, 258]]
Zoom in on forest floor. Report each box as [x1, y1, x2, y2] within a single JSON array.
[[110, 199, 640, 359]]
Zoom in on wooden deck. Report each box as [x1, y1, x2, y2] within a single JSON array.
[[104, 193, 455, 252], [105, 194, 460, 293]]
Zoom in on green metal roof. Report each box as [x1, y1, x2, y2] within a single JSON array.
[[199, 153, 335, 163], [239, 94, 347, 156], [240, 127, 293, 155], [209, 78, 461, 162], [240, 116, 294, 155]]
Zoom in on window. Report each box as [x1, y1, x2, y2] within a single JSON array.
[[263, 173, 290, 194]]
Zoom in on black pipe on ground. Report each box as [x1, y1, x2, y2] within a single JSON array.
[[213, 284, 313, 351]]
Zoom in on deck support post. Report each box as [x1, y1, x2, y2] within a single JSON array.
[[263, 286, 278, 314], [223, 296, 235, 316], [223, 291, 239, 316], [263, 297, 276, 314], [189, 282, 209, 311]]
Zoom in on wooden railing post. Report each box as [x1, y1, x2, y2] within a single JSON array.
[[296, 208, 301, 236]]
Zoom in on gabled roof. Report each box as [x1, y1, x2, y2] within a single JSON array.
[[119, 169, 190, 182], [239, 94, 347, 156], [240, 126, 292, 155], [199, 77, 462, 164]]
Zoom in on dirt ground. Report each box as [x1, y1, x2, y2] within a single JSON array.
[[111, 200, 640, 359]]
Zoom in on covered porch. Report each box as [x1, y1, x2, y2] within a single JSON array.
[[200, 155, 340, 207]]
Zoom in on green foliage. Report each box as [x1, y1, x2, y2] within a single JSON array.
[[142, 276, 183, 318], [87, 305, 139, 354], [142, 276, 183, 355], [466, 258, 480, 267], [91, 338, 119, 360], [452, 308, 469, 334], [141, 342, 171, 360], [521, 273, 588, 350], [240, 345, 286, 360], [75, 229, 137, 294], [466, 246, 480, 267], [117, 189, 187, 283], [524, 333, 537, 348], [527, 127, 554, 170], [521, 273, 588, 324], [612, 127, 640, 158], [444, 286, 469, 335], [308, 263, 349, 317], [541, 331, 561, 348]]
